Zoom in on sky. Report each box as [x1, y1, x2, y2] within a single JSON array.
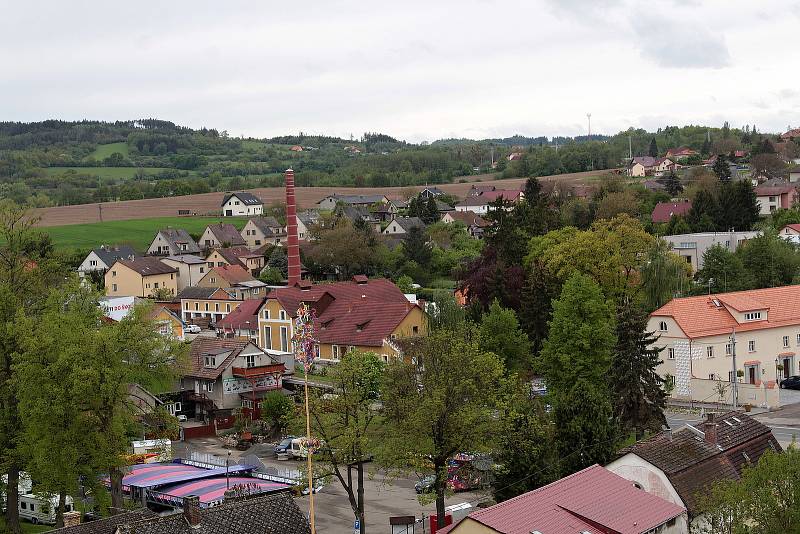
[[2, 0, 800, 143]]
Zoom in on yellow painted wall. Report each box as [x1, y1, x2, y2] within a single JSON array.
[[259, 299, 293, 350], [447, 518, 498, 534], [153, 308, 184, 339], [182, 299, 239, 315], [105, 263, 178, 297], [196, 269, 233, 290]]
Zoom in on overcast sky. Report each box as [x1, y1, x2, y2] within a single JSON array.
[[2, 0, 799, 142]]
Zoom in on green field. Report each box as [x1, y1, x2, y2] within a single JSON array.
[[43, 216, 248, 251], [46, 166, 172, 181], [90, 141, 130, 159]]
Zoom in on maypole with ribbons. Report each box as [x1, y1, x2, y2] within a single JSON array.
[[293, 303, 319, 533]]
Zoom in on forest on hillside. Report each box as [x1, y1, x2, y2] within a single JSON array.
[[0, 119, 785, 208]]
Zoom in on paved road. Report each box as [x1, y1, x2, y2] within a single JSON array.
[[666, 411, 799, 447]]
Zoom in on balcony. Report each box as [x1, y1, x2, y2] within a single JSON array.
[[231, 364, 285, 379]]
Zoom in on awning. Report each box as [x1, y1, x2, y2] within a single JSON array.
[[744, 360, 760, 366], [779, 352, 796, 357]]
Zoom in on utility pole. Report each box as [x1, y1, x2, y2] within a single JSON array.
[[628, 135, 632, 160], [586, 113, 592, 138], [730, 328, 738, 409]]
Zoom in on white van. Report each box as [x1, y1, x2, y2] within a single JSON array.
[[18, 493, 75, 525], [287, 438, 307, 460]]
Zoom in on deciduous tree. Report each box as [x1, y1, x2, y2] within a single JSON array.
[[478, 299, 532, 374]]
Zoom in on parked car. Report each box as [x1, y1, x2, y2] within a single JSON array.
[[780, 376, 800, 390], [415, 475, 435, 494], [275, 436, 296, 457], [185, 324, 201, 334]]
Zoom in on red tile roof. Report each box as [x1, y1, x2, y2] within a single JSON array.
[[209, 264, 256, 285], [216, 298, 265, 332], [118, 257, 178, 276], [783, 224, 800, 233], [480, 190, 523, 202], [265, 278, 418, 347], [651, 285, 800, 338], [450, 464, 684, 534], [651, 200, 692, 223]]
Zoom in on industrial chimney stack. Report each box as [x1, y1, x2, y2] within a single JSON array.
[[285, 168, 301, 286]]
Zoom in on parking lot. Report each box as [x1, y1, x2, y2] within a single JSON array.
[[174, 438, 487, 533]]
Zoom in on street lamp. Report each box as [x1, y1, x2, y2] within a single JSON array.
[[776, 358, 781, 385], [226, 451, 232, 490]]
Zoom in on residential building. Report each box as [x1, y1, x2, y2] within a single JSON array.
[[149, 306, 185, 340], [665, 146, 698, 160], [205, 247, 265, 276], [296, 211, 319, 240], [455, 189, 522, 215], [55, 491, 311, 534], [441, 210, 489, 238], [754, 178, 798, 215], [49, 508, 155, 533], [780, 128, 800, 141], [468, 184, 495, 197], [177, 286, 240, 325], [216, 298, 264, 345], [197, 264, 267, 300], [336, 205, 382, 231], [221, 191, 263, 217], [628, 156, 656, 177], [441, 464, 685, 534], [370, 202, 398, 222], [77, 245, 137, 276], [316, 194, 388, 210], [506, 152, 523, 161], [608, 412, 780, 530], [651, 200, 692, 223], [159, 255, 207, 291], [199, 223, 247, 249], [240, 216, 286, 248], [663, 231, 760, 271], [654, 157, 676, 176], [105, 257, 178, 298], [180, 338, 284, 415], [257, 277, 426, 362], [780, 223, 800, 240], [419, 186, 445, 199], [383, 216, 425, 235], [147, 228, 201, 256], [649, 286, 800, 398]]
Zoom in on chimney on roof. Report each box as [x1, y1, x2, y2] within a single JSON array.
[[704, 413, 718, 445], [183, 495, 202, 527], [285, 169, 301, 286], [62, 511, 81, 527]]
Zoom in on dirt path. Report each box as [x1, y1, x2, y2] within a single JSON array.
[[33, 170, 606, 227]]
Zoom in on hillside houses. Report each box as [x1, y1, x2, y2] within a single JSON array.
[[159, 254, 208, 291], [199, 223, 247, 249], [651, 200, 692, 223], [221, 191, 263, 217], [441, 210, 489, 238], [383, 216, 425, 235], [78, 244, 137, 276], [105, 257, 178, 298], [177, 286, 240, 325], [316, 193, 389, 210], [147, 228, 202, 256], [205, 246, 265, 276], [455, 189, 523, 214], [627, 156, 675, 177], [197, 264, 267, 300], [754, 178, 798, 215], [241, 216, 286, 247]]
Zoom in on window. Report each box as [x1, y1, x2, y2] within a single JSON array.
[[210, 277, 216, 284], [263, 326, 272, 349], [215, 303, 220, 312], [744, 312, 762, 321], [748, 340, 756, 352], [242, 399, 253, 409], [204, 356, 216, 367], [797, 333, 800, 345], [200, 267, 205, 273], [725, 343, 732, 355], [195, 303, 200, 311], [332, 345, 341, 360], [184, 302, 189, 310], [279, 310, 286, 320], [264, 309, 271, 319], [245, 354, 256, 368], [154, 282, 159, 289], [90, 260, 97, 266], [784, 336, 790, 348], [207, 262, 214, 268], [255, 240, 261, 245], [659, 321, 668, 332], [145, 283, 150, 289], [709, 373, 716, 380], [205, 303, 209, 311], [112, 283, 118, 292], [707, 346, 714, 358], [203, 381, 214, 393], [667, 348, 675, 360], [20, 502, 26, 510], [280, 326, 289, 352], [226, 304, 231, 313], [112, 270, 116, 277], [769, 196, 776, 202], [412, 325, 419, 335]]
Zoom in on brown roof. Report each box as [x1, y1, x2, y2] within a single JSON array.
[[445, 210, 489, 227], [206, 223, 246, 246], [208, 264, 256, 285], [620, 412, 780, 516], [118, 257, 177, 276], [651, 200, 692, 223], [185, 338, 250, 379], [213, 247, 261, 267], [216, 298, 265, 332], [49, 509, 156, 534], [120, 492, 309, 534]]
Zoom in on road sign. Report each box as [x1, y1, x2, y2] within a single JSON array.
[[354, 519, 360, 532]]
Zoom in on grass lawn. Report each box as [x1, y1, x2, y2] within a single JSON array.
[[43, 216, 248, 251], [21, 523, 53, 533], [241, 139, 269, 150], [45, 167, 172, 181], [89, 141, 130, 159]]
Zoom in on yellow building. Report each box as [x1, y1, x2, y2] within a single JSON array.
[[197, 264, 267, 300], [256, 277, 427, 362], [205, 247, 265, 277], [105, 257, 178, 298], [149, 306, 185, 340], [177, 287, 241, 325]]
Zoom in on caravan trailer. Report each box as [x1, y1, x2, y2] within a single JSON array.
[[18, 493, 75, 525]]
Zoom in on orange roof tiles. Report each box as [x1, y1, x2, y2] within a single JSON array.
[[652, 285, 800, 338]]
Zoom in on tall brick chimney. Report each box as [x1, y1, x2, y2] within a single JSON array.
[[703, 412, 718, 445], [285, 168, 301, 286], [183, 495, 202, 527]]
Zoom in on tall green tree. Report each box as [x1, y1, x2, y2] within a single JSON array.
[[695, 244, 748, 293], [539, 274, 618, 474], [713, 154, 731, 181], [611, 300, 667, 440], [662, 171, 683, 196], [639, 239, 692, 311], [423, 197, 439, 224], [687, 190, 718, 232], [648, 137, 658, 157], [310, 351, 384, 534], [401, 225, 432, 268], [382, 324, 505, 528], [518, 263, 557, 357], [478, 299, 532, 374], [737, 231, 800, 289]]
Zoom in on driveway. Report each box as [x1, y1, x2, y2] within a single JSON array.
[[780, 386, 800, 406]]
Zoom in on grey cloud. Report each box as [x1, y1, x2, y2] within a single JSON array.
[[633, 18, 730, 69]]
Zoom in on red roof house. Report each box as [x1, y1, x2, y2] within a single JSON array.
[[440, 464, 685, 534], [651, 200, 692, 223], [665, 146, 698, 159]]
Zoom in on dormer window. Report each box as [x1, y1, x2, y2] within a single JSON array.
[[744, 312, 763, 321], [659, 321, 668, 332], [204, 356, 216, 367]]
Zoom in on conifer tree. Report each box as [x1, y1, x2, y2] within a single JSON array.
[[611, 300, 666, 440], [648, 137, 658, 157], [663, 171, 683, 196], [713, 154, 731, 181]]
